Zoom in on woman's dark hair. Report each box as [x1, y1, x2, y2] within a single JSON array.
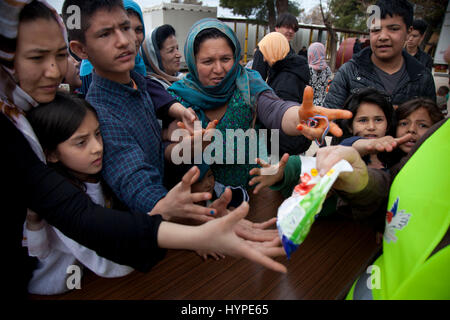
[[396, 98, 444, 125], [275, 12, 299, 32], [193, 28, 235, 57], [19, 0, 58, 24], [155, 24, 176, 50], [27, 91, 99, 190], [333, 87, 395, 144]]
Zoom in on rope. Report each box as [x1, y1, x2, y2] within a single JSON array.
[[306, 115, 329, 146]]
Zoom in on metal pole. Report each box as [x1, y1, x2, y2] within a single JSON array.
[[244, 22, 249, 63]]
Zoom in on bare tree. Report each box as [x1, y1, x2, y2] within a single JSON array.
[[320, 0, 338, 72], [276, 0, 289, 15], [302, 5, 324, 25]]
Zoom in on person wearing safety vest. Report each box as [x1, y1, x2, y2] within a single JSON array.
[[315, 118, 449, 299]]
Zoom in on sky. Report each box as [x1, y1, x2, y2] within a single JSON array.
[[47, 0, 322, 17]]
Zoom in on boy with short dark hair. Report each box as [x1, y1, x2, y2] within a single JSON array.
[[324, 0, 436, 110], [62, 0, 213, 221], [405, 19, 433, 71]]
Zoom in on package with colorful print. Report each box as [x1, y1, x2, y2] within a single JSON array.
[[277, 156, 353, 258]]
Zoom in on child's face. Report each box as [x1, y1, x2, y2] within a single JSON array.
[[48, 110, 103, 181], [351, 102, 388, 139], [70, 7, 136, 82], [14, 18, 68, 103], [192, 169, 215, 195], [369, 14, 408, 63], [396, 107, 433, 154]]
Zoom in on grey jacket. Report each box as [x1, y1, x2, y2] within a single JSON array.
[[324, 47, 436, 109]]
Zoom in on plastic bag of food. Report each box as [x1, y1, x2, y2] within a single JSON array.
[[277, 156, 353, 258]]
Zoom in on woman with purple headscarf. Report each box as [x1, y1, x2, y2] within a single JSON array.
[[308, 42, 332, 106]]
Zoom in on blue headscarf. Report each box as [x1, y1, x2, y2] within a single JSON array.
[[79, 0, 146, 79], [168, 18, 271, 123]]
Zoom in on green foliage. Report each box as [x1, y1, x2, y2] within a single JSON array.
[[329, 0, 367, 31], [220, 0, 302, 25]]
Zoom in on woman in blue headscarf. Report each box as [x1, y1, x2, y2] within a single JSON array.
[[79, 0, 147, 95], [169, 18, 351, 188]]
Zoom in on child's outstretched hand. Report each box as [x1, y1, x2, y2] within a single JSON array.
[[209, 188, 280, 243], [297, 86, 353, 140], [176, 119, 219, 153], [150, 166, 216, 222], [180, 107, 198, 134], [198, 201, 287, 273], [352, 134, 413, 156], [195, 250, 226, 261], [248, 153, 290, 194]]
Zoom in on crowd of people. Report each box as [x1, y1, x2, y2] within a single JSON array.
[[0, 0, 448, 300]]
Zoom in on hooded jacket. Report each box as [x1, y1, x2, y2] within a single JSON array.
[[324, 47, 436, 109], [267, 52, 310, 104]]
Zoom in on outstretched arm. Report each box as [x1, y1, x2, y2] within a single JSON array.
[[157, 201, 287, 274], [281, 86, 353, 140]]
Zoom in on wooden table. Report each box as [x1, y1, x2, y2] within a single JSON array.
[[30, 188, 381, 300]]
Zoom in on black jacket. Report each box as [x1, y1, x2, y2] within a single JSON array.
[[266, 53, 312, 155], [324, 47, 436, 109], [267, 52, 310, 103], [409, 47, 433, 72]]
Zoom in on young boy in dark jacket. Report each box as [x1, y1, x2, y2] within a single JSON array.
[[324, 0, 436, 110]]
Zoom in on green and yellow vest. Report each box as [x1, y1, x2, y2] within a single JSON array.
[[347, 120, 450, 300]]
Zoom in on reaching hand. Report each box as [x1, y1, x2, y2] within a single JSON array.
[[199, 201, 287, 273], [150, 166, 216, 222], [315, 146, 368, 193], [208, 187, 232, 218], [352, 134, 413, 156], [234, 217, 279, 242], [196, 250, 226, 261], [176, 119, 219, 154], [248, 153, 290, 194], [297, 86, 353, 140], [208, 188, 280, 242], [180, 107, 198, 134]]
